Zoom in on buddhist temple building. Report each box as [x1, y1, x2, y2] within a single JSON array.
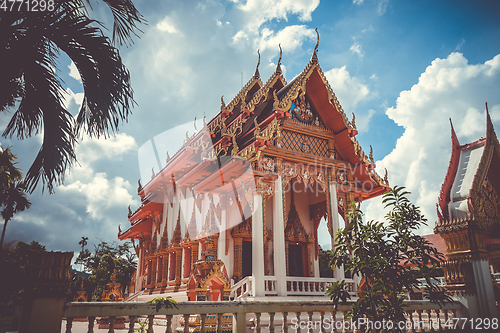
[[119, 33, 390, 302], [435, 107, 500, 318]]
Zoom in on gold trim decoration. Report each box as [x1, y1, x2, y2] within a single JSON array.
[[280, 163, 327, 192], [259, 156, 275, 172]]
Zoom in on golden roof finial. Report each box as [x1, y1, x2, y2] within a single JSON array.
[[221, 95, 226, 111], [276, 44, 282, 73], [369, 145, 374, 163], [384, 168, 388, 184], [194, 117, 198, 131], [351, 113, 357, 131], [254, 50, 260, 77], [311, 28, 319, 63], [166, 150, 170, 161]]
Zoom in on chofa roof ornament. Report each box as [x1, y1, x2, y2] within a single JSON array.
[[311, 28, 319, 63], [276, 44, 283, 73], [254, 50, 260, 77]]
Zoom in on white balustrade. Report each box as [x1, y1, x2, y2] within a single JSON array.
[[61, 299, 467, 333], [285, 277, 356, 297], [230, 276, 253, 299]]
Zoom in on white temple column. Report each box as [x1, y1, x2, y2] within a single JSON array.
[[136, 248, 143, 292], [252, 191, 265, 297], [471, 259, 497, 317], [218, 196, 229, 269], [273, 175, 287, 296], [328, 178, 344, 281]]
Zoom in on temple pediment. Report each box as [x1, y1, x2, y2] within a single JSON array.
[[436, 108, 500, 232]]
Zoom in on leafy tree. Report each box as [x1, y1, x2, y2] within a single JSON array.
[[0, 0, 145, 193], [0, 147, 31, 249], [318, 245, 333, 278], [75, 240, 136, 300], [0, 241, 46, 318], [327, 186, 452, 332]]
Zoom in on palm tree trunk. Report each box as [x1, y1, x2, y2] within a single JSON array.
[[0, 219, 8, 250]]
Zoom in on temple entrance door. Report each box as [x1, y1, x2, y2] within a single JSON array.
[[288, 244, 304, 277], [242, 240, 252, 278]]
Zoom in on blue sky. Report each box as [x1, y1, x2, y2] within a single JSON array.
[[2, 0, 500, 254]]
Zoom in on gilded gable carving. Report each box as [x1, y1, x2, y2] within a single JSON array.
[[471, 178, 500, 229]]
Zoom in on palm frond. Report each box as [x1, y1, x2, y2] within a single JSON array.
[[0, 0, 143, 193]]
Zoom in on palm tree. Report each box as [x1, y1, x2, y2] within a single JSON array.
[[0, 0, 145, 193], [0, 182, 31, 249], [0, 147, 31, 250], [0, 146, 22, 190]]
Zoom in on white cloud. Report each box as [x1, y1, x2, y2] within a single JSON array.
[[324, 66, 370, 111], [67, 133, 137, 181], [156, 16, 179, 34], [78, 133, 138, 158], [353, 0, 364, 4], [377, 0, 390, 15], [61, 87, 84, 110], [455, 38, 465, 51], [61, 173, 139, 220], [232, 30, 249, 45], [350, 41, 363, 57], [255, 25, 316, 53], [237, 0, 320, 32], [68, 61, 81, 82], [365, 52, 500, 234], [356, 109, 375, 133]]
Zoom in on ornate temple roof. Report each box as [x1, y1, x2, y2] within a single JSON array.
[[436, 106, 500, 227], [121, 31, 390, 239]]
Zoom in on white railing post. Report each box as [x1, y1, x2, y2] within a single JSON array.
[[200, 313, 207, 333], [88, 316, 95, 333], [148, 315, 154, 333], [282, 312, 288, 333], [65, 317, 73, 333], [233, 311, 246, 333], [166, 314, 173, 333], [307, 312, 314, 333], [217, 313, 223, 333], [255, 312, 261, 333], [128, 316, 136, 333], [183, 314, 190, 333], [268, 312, 275, 333]]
